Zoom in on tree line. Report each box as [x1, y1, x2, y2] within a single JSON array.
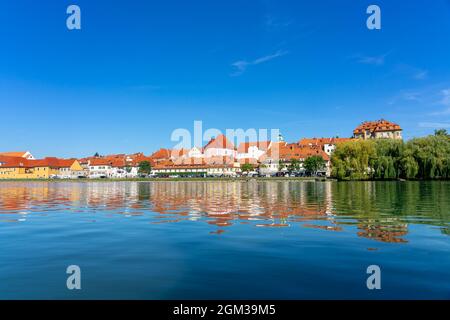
[[331, 129, 450, 180]]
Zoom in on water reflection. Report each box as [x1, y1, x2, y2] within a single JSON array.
[[0, 181, 448, 243]]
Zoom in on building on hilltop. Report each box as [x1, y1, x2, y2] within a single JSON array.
[[353, 119, 402, 140]]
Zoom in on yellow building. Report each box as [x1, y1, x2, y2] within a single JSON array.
[[0, 156, 84, 179]]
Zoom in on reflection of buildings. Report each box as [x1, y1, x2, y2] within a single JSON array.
[[357, 222, 408, 243], [0, 181, 416, 243]]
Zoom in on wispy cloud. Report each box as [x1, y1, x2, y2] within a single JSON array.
[[394, 64, 429, 80], [230, 50, 289, 76], [431, 89, 450, 115], [388, 90, 424, 105], [129, 84, 161, 91], [264, 14, 294, 30], [413, 69, 428, 80], [353, 52, 391, 66], [441, 89, 450, 106], [419, 122, 450, 129]]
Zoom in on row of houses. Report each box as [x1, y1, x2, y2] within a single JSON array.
[[0, 138, 336, 179], [0, 119, 402, 179]]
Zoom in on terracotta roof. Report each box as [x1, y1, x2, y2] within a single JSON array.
[[89, 158, 113, 166], [265, 141, 286, 158], [171, 149, 189, 158], [32, 158, 79, 168], [353, 119, 402, 135], [173, 157, 206, 166], [204, 135, 235, 150], [298, 138, 354, 146], [277, 144, 330, 161], [0, 156, 79, 168], [130, 156, 154, 167], [154, 161, 234, 170], [150, 148, 172, 160], [52, 159, 78, 168], [0, 156, 31, 168], [0, 152, 28, 158]]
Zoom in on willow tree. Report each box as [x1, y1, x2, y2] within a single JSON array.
[[370, 139, 403, 179], [404, 134, 450, 179], [331, 140, 376, 180]]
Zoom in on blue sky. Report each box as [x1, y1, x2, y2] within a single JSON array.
[[1, 0, 450, 158]]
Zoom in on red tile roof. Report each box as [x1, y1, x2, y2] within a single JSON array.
[[150, 148, 172, 161], [0, 156, 31, 168], [171, 149, 189, 158], [271, 144, 330, 162], [298, 137, 354, 146], [89, 158, 113, 166], [353, 119, 402, 135], [0, 152, 28, 158], [204, 135, 235, 150], [0, 156, 79, 168]]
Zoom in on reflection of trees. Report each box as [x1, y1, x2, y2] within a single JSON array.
[[0, 181, 448, 242], [331, 181, 450, 241]]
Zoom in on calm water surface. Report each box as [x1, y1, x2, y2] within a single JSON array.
[[0, 181, 449, 299]]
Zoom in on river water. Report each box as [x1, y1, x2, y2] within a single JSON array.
[[0, 180, 449, 299]]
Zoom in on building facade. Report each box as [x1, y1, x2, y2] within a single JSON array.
[[353, 119, 402, 140]]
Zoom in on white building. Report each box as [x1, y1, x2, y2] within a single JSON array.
[[188, 147, 204, 158], [88, 159, 113, 178], [203, 135, 237, 158], [237, 141, 270, 160]]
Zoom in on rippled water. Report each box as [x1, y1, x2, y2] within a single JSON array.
[[0, 181, 449, 299]]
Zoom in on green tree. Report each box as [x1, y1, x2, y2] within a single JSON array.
[[434, 129, 448, 137], [304, 156, 326, 176], [288, 159, 301, 173], [370, 139, 403, 179], [331, 134, 450, 180], [241, 163, 254, 173], [138, 161, 152, 175], [331, 140, 376, 180], [278, 160, 287, 171]]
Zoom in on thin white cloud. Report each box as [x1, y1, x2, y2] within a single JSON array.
[[413, 69, 428, 80], [388, 90, 424, 105], [265, 14, 294, 30], [130, 84, 161, 91], [419, 122, 450, 128], [231, 50, 289, 76], [394, 64, 429, 80], [430, 89, 450, 115], [441, 89, 450, 106], [354, 52, 390, 66]]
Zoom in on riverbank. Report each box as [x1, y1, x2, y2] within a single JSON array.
[[0, 177, 320, 183]]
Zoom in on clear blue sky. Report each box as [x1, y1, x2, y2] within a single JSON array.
[[1, 0, 450, 158]]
